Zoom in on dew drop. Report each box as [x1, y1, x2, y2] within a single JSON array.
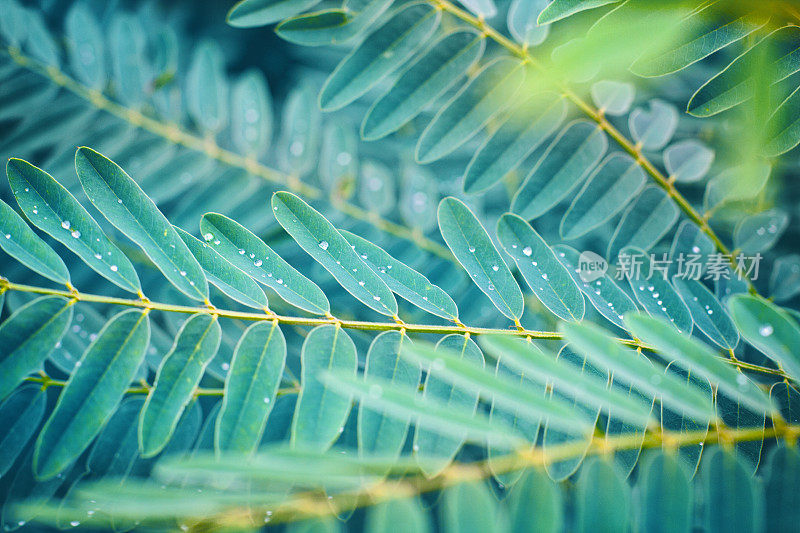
[[61, 220, 71, 230], [468, 246, 476, 253], [110, 265, 118, 272], [759, 324, 774, 337], [318, 240, 329, 251], [254, 259, 262, 267], [522, 246, 532, 256]]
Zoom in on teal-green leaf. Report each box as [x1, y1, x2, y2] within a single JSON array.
[[340, 230, 458, 321], [64, 2, 105, 89], [625, 248, 693, 334], [560, 154, 645, 239], [770, 255, 800, 302], [497, 213, 584, 321], [413, 334, 484, 477], [186, 40, 228, 133], [139, 314, 221, 458], [275, 10, 351, 47], [271, 192, 397, 316], [362, 31, 485, 140], [358, 331, 420, 459], [442, 482, 499, 533], [176, 227, 269, 310], [574, 457, 630, 533], [553, 245, 637, 329], [507, 468, 563, 532], [672, 277, 739, 350], [87, 396, 143, 478], [669, 220, 715, 267], [765, 84, 800, 156], [34, 308, 150, 480], [687, 26, 800, 117], [291, 325, 357, 451], [0, 198, 69, 285], [561, 321, 715, 423], [277, 84, 320, 176], [764, 445, 800, 532], [729, 295, 800, 381], [590, 80, 634, 115], [0, 295, 73, 400], [357, 160, 395, 216], [231, 70, 272, 157], [664, 140, 715, 183], [227, 0, 323, 27], [660, 363, 712, 476], [199, 213, 329, 315], [464, 93, 566, 194], [319, 122, 358, 190], [7, 158, 141, 294], [75, 147, 208, 301], [0, 386, 46, 478], [508, 0, 550, 46], [733, 208, 788, 254], [538, 0, 620, 25], [401, 340, 593, 436], [631, 6, 766, 77], [365, 498, 430, 533], [638, 451, 693, 533], [607, 186, 679, 260], [624, 313, 776, 416], [216, 321, 286, 454], [702, 447, 761, 532], [319, 2, 440, 111], [438, 197, 523, 322], [416, 58, 526, 163]]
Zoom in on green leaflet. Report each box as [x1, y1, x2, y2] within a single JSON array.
[[464, 93, 566, 194], [574, 457, 630, 533], [340, 230, 458, 321], [561, 321, 716, 424], [729, 295, 800, 381], [64, 2, 105, 89], [271, 192, 397, 316], [413, 334, 485, 477], [108, 14, 149, 107], [416, 58, 526, 163], [139, 314, 221, 458], [438, 197, 523, 322], [560, 153, 645, 239], [554, 245, 637, 329], [664, 140, 714, 183], [231, 70, 272, 157], [508, 0, 550, 46], [357, 161, 395, 216], [401, 340, 593, 435], [538, 0, 620, 24], [87, 396, 143, 478], [703, 162, 771, 211], [625, 248, 693, 334], [765, 84, 800, 156], [669, 221, 715, 270], [590, 80, 634, 116], [496, 213, 584, 321], [0, 198, 69, 285], [7, 158, 141, 294], [479, 335, 654, 427], [176, 227, 269, 310], [362, 31, 485, 140], [34, 308, 150, 480], [715, 390, 764, 475], [672, 278, 739, 350], [764, 445, 800, 532], [364, 498, 430, 533], [688, 26, 800, 117], [319, 2, 441, 111], [227, 0, 323, 27], [358, 331, 420, 459], [0, 386, 46, 478], [442, 482, 499, 533], [199, 213, 329, 315], [607, 186, 679, 259], [770, 255, 800, 302], [624, 313, 776, 416], [660, 363, 712, 476], [276, 10, 351, 46], [216, 321, 286, 455], [319, 122, 358, 190], [75, 147, 208, 301], [733, 208, 788, 254], [512, 120, 608, 219], [291, 325, 357, 451], [702, 447, 760, 532], [0, 295, 73, 400], [186, 40, 228, 133], [507, 469, 563, 532], [631, 6, 766, 77], [638, 451, 693, 533]]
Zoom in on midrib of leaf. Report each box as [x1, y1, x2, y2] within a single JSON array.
[[2, 46, 455, 263], [2, 278, 786, 380], [428, 0, 758, 295]]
